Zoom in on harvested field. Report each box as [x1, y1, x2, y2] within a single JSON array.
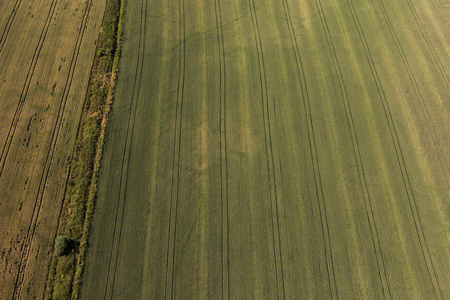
[[0, 0, 105, 298], [81, 0, 450, 298]]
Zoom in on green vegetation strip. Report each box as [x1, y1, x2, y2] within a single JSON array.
[[44, 0, 124, 298]]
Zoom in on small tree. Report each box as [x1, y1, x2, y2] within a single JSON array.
[[54, 235, 73, 257]]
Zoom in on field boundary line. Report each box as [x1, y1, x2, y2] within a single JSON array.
[[282, 0, 341, 298], [248, 1, 286, 298], [0, 0, 58, 179], [11, 0, 95, 297], [375, 0, 450, 189], [0, 0, 23, 54], [214, 0, 230, 297], [164, 0, 186, 297], [345, 1, 443, 298]]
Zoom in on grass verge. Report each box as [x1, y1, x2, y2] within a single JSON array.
[[44, 0, 124, 298]]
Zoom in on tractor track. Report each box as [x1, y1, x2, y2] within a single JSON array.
[[375, 0, 450, 190], [214, 0, 230, 297], [434, 0, 450, 24], [313, 0, 398, 298], [11, 0, 94, 297], [0, 0, 24, 54], [404, 0, 449, 86], [282, 0, 341, 298], [433, 0, 450, 25], [346, 0, 443, 298], [0, 0, 58, 179], [102, 0, 147, 298], [430, 0, 450, 24], [248, 0, 285, 298], [164, 0, 185, 297]]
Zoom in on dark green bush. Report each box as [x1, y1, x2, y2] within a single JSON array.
[[54, 236, 73, 257]]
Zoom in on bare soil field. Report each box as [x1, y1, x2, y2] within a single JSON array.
[[82, 0, 449, 298], [0, 0, 105, 298]]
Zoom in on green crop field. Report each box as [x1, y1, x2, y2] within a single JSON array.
[[82, 0, 449, 298]]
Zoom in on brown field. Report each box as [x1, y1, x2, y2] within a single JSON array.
[[0, 0, 105, 298]]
